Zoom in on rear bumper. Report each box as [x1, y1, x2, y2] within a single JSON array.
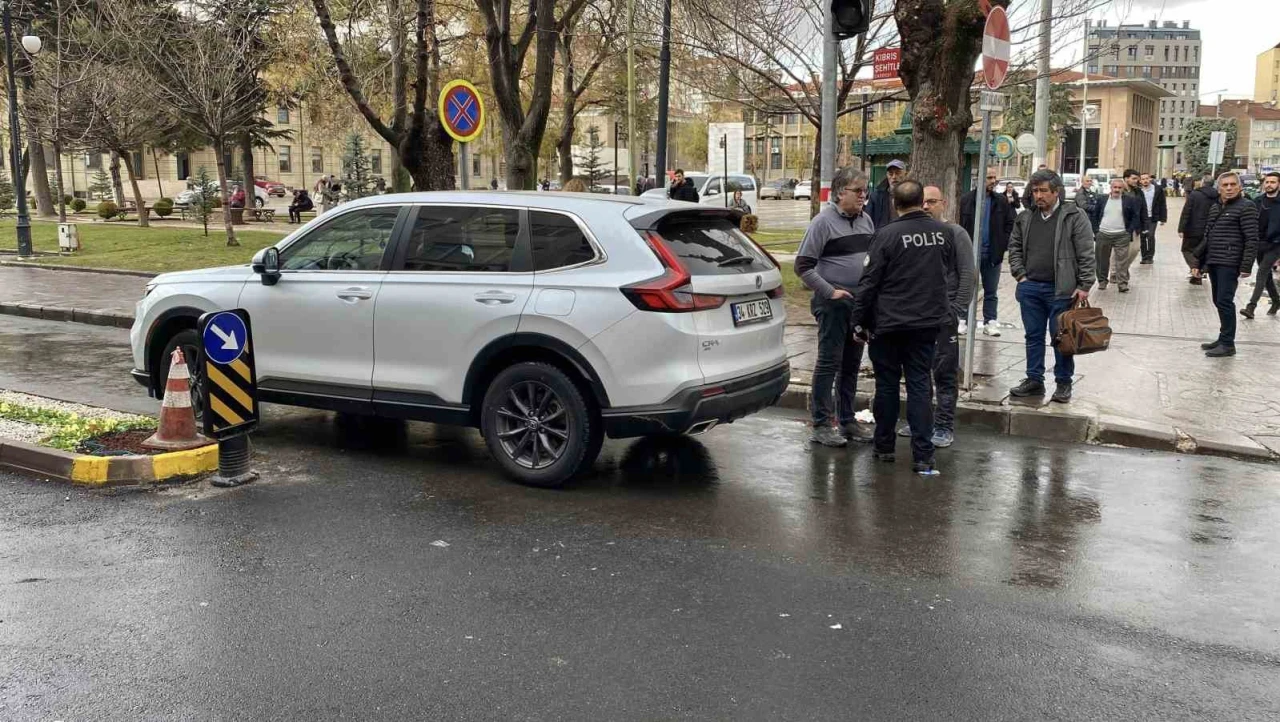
[[601, 361, 790, 438]]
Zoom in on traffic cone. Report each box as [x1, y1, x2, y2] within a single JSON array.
[[142, 348, 211, 451]]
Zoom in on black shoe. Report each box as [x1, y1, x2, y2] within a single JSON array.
[[1269, 300, 1280, 316], [1097, 281, 1108, 290], [1118, 283, 1130, 293], [1200, 340, 1222, 350], [873, 451, 896, 463], [842, 422, 874, 443], [912, 461, 935, 474], [1140, 259, 1153, 265], [1051, 382, 1073, 403], [1205, 345, 1236, 357], [1009, 378, 1046, 397], [1241, 304, 1256, 320]]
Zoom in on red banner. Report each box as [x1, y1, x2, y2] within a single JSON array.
[[873, 48, 900, 81]]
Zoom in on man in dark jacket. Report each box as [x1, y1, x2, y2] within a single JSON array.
[[1242, 171, 1280, 318], [850, 180, 956, 473], [1178, 174, 1218, 284], [1074, 175, 1100, 222], [959, 169, 1015, 336], [1088, 178, 1143, 291], [866, 159, 906, 228], [1194, 172, 1259, 357], [1007, 170, 1095, 403], [1138, 172, 1167, 263], [668, 169, 700, 203]]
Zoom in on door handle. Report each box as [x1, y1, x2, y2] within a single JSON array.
[[336, 287, 374, 301], [474, 291, 518, 305]]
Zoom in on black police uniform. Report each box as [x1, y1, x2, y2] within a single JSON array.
[[849, 209, 956, 466]]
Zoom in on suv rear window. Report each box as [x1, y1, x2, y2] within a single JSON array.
[[656, 217, 773, 275]]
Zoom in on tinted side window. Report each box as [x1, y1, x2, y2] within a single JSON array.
[[279, 206, 399, 271], [401, 206, 519, 272], [529, 211, 597, 271]]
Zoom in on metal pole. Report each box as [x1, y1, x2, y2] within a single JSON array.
[[722, 134, 728, 207], [655, 0, 671, 189], [860, 92, 869, 172], [1078, 60, 1088, 174], [460, 143, 470, 190], [5, 5, 33, 258], [820, 1, 837, 203], [614, 123, 620, 193], [964, 108, 994, 392], [626, 0, 636, 197], [1031, 0, 1052, 169]]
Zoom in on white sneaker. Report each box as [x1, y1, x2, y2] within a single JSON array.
[[957, 320, 968, 335], [983, 321, 1002, 337]]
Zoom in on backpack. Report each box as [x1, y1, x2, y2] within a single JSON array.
[[1054, 299, 1111, 356]]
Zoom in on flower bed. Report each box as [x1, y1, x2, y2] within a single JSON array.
[[0, 390, 156, 454]]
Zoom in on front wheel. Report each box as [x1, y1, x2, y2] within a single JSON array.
[[480, 362, 597, 488], [254, 196, 265, 208], [158, 328, 204, 421]]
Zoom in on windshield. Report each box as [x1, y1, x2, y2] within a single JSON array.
[[656, 217, 773, 276]]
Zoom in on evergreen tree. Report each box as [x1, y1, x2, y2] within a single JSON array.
[[341, 132, 374, 200], [191, 166, 215, 237], [0, 168, 13, 211], [89, 169, 113, 201], [574, 125, 611, 191]]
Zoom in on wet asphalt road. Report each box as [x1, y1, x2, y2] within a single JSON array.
[[4, 400, 1280, 720]]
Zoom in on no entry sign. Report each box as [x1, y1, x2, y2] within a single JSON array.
[[438, 79, 485, 143], [982, 7, 1011, 90]]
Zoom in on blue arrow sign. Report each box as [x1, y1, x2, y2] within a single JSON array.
[[202, 311, 248, 365]]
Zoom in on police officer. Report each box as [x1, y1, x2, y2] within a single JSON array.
[[850, 180, 956, 473]]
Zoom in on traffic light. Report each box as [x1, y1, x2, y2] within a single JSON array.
[[831, 0, 870, 39]]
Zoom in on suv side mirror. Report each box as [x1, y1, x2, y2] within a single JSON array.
[[252, 247, 281, 286]]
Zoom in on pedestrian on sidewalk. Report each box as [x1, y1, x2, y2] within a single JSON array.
[[1117, 169, 1149, 281], [1138, 172, 1167, 264], [960, 169, 1014, 337], [794, 167, 876, 448], [850, 180, 956, 472], [1074, 175, 1099, 217], [1242, 171, 1280, 319], [1194, 172, 1259, 358], [1178, 174, 1217, 284], [668, 169, 700, 203], [1007, 169, 1095, 403], [867, 159, 906, 228], [1088, 178, 1142, 292]]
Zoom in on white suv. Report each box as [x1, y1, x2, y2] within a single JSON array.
[[130, 192, 789, 486]]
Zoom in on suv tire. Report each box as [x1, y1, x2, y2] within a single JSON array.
[[480, 362, 597, 488], [158, 328, 205, 421]]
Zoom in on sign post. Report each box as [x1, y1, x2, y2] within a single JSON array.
[[439, 79, 486, 190], [964, 6, 1011, 393], [199, 309, 260, 488], [1208, 130, 1226, 178]]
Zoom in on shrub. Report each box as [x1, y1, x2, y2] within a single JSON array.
[[70, 198, 86, 212], [97, 200, 119, 219], [740, 214, 759, 233], [153, 197, 174, 218], [63, 194, 73, 206], [210, 196, 222, 209]]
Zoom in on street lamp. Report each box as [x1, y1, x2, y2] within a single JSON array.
[[4, 0, 41, 258], [718, 134, 728, 208]]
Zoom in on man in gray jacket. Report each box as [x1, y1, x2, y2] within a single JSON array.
[[795, 167, 875, 447], [1007, 169, 1095, 403], [920, 184, 975, 447]]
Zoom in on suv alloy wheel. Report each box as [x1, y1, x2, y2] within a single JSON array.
[[480, 362, 598, 487]]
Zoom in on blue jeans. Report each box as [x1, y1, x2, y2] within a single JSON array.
[[979, 256, 1002, 324], [1015, 280, 1074, 384]]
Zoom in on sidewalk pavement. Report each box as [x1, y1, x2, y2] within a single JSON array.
[[2, 197, 1277, 460]]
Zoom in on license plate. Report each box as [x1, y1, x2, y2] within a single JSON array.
[[731, 298, 773, 326]]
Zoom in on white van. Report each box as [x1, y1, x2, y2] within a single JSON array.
[[1085, 168, 1114, 189]]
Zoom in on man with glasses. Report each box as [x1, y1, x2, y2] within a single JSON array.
[[795, 167, 876, 447], [1194, 172, 1259, 357], [959, 169, 1015, 337]]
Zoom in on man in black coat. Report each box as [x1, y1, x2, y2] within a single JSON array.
[[667, 169, 700, 203], [1138, 172, 1167, 263], [1194, 172, 1259, 357], [867, 159, 906, 228], [959, 168, 1015, 336], [1242, 171, 1280, 318], [1178, 174, 1218, 284]]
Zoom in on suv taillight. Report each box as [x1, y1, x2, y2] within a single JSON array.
[[621, 231, 727, 312]]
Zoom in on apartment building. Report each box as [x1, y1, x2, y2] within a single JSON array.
[[1085, 19, 1201, 159], [1256, 43, 1280, 104]]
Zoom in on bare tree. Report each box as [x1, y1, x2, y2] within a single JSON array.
[[556, 0, 619, 185], [309, 0, 455, 191]]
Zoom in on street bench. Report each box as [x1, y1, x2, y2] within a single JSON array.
[[250, 208, 276, 223]]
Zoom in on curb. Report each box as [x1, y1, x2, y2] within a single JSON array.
[[0, 260, 157, 278], [778, 383, 1277, 463], [0, 301, 133, 328], [0, 439, 217, 486]]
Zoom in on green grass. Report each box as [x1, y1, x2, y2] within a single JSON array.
[[749, 229, 803, 254], [1, 218, 287, 273], [778, 260, 808, 305]]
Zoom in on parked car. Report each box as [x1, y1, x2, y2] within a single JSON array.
[[1061, 173, 1080, 201], [130, 192, 789, 487], [993, 178, 1026, 196], [640, 173, 759, 208], [759, 179, 797, 201], [793, 181, 812, 200], [176, 180, 268, 208], [256, 178, 287, 197]]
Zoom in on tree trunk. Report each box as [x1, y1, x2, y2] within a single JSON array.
[[401, 119, 455, 192], [213, 138, 238, 246], [896, 0, 984, 212], [53, 139, 67, 223], [109, 151, 127, 207], [557, 127, 575, 186], [808, 123, 822, 218], [27, 138, 55, 217], [118, 151, 150, 228], [152, 148, 164, 198], [240, 133, 256, 207]]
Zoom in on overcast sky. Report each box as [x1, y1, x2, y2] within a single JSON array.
[[1084, 0, 1275, 102]]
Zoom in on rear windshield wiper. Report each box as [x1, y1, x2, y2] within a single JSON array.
[[717, 256, 756, 267]]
